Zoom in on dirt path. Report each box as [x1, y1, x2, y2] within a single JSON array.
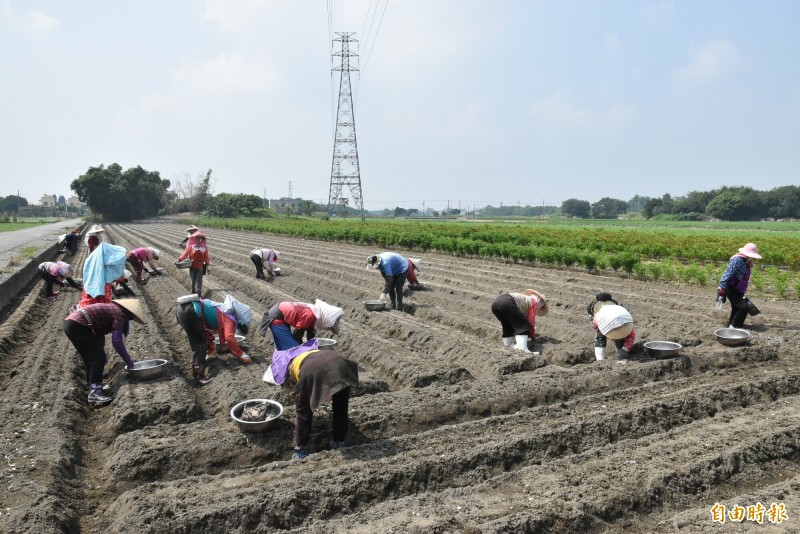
[[1, 220, 798, 533]]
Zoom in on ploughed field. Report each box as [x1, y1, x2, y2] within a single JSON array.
[[1, 220, 799, 533]]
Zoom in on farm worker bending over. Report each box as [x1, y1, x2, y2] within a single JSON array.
[[175, 295, 252, 384], [718, 243, 762, 329], [85, 225, 105, 254], [179, 225, 200, 247], [112, 270, 136, 297], [63, 229, 80, 255], [250, 248, 280, 280], [38, 261, 81, 300], [490, 289, 548, 353], [259, 300, 343, 351], [126, 247, 161, 285], [406, 258, 423, 289], [63, 299, 144, 406], [587, 293, 636, 361], [176, 230, 210, 296], [263, 339, 359, 460], [367, 252, 409, 310]]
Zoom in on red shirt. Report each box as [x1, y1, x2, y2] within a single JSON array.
[[406, 259, 419, 285], [79, 284, 113, 308], [276, 302, 316, 330]]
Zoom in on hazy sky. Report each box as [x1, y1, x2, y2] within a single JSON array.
[[2, 1, 798, 211]]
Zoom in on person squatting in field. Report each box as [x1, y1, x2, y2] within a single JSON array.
[[259, 300, 343, 351], [490, 289, 548, 353], [367, 252, 409, 310], [176, 230, 210, 296], [406, 258, 423, 289], [63, 299, 144, 406], [38, 261, 81, 300], [718, 243, 762, 329], [126, 247, 161, 285], [175, 295, 253, 384], [263, 339, 359, 460], [587, 292, 636, 362], [250, 247, 280, 280]]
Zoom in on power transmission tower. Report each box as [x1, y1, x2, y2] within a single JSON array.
[[328, 32, 364, 220]]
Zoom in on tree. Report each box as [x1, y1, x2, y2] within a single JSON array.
[[57, 194, 66, 207], [561, 198, 591, 218], [338, 197, 349, 218], [627, 195, 650, 212], [1, 195, 28, 213], [71, 163, 170, 221], [205, 193, 263, 218], [705, 191, 743, 220], [672, 190, 714, 214], [394, 207, 409, 218], [194, 169, 213, 213], [591, 197, 628, 219]]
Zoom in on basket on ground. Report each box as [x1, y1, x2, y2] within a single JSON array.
[[230, 399, 283, 432], [127, 359, 168, 380]]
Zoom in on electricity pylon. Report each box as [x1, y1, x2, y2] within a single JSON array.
[[328, 32, 364, 220]]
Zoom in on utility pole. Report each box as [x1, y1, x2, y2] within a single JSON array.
[[328, 32, 365, 221], [288, 181, 293, 199]]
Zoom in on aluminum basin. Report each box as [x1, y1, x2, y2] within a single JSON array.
[[215, 334, 246, 352], [644, 341, 682, 358], [127, 359, 168, 380], [175, 259, 192, 269], [714, 328, 751, 347], [230, 399, 283, 433], [317, 338, 337, 351], [364, 299, 386, 311]]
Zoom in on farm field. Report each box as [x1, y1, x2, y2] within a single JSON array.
[[1, 220, 800, 533]]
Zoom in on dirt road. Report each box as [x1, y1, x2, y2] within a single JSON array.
[[1, 220, 798, 533]]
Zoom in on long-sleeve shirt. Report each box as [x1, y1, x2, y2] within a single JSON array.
[[129, 248, 159, 270], [377, 252, 408, 277], [251, 249, 278, 271], [719, 255, 752, 294], [191, 299, 243, 356], [79, 284, 113, 308], [276, 302, 317, 331], [65, 303, 134, 367], [178, 242, 210, 269], [406, 259, 419, 285], [509, 292, 540, 337]]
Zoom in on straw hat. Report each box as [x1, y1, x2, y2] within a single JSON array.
[[90, 225, 106, 233], [738, 243, 762, 259], [592, 300, 616, 316], [186, 225, 199, 233], [410, 258, 422, 271], [523, 289, 548, 316], [114, 299, 145, 324]]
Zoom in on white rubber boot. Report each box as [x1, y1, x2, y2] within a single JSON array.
[[594, 347, 607, 361], [514, 335, 531, 353], [502, 337, 515, 348]]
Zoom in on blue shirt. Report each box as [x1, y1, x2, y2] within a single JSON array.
[[192, 299, 221, 328], [378, 252, 408, 276]]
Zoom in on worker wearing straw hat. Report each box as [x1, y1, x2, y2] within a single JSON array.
[[63, 299, 145, 406], [587, 292, 636, 362], [85, 225, 105, 254], [718, 243, 762, 329], [490, 289, 548, 353], [179, 225, 200, 247]]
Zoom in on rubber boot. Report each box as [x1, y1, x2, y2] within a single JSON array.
[[292, 445, 310, 460], [88, 384, 112, 406], [502, 337, 515, 348], [616, 348, 629, 361], [594, 347, 606, 361], [514, 335, 531, 353]]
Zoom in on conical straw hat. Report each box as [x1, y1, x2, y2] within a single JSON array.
[[114, 299, 145, 324]]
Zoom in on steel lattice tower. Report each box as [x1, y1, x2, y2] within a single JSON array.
[[328, 32, 364, 220]]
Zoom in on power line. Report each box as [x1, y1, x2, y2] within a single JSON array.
[[361, 0, 389, 76]]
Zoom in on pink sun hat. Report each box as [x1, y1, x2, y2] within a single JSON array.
[[738, 243, 762, 259]]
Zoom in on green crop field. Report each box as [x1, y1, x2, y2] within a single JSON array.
[[194, 216, 800, 298]]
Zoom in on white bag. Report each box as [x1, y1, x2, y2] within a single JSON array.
[[223, 294, 252, 328]]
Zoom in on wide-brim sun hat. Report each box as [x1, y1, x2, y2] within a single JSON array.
[[738, 243, 762, 259], [148, 247, 160, 259], [186, 225, 199, 233], [114, 299, 146, 324], [523, 289, 548, 316], [592, 300, 616, 316], [606, 323, 634, 340], [410, 258, 422, 271]]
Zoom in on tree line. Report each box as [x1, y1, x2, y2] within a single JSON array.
[[561, 186, 800, 221]]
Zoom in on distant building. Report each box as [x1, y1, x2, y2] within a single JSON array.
[[40, 195, 55, 207], [67, 196, 81, 208]]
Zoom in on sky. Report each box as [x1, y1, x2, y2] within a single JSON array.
[[2, 0, 799, 212]]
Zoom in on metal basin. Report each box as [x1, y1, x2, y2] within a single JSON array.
[[317, 338, 337, 351], [127, 359, 168, 380], [215, 334, 246, 352], [714, 328, 751, 347], [364, 299, 387, 311], [273, 267, 282, 276], [644, 341, 682, 358], [230, 399, 283, 433], [175, 259, 192, 269]]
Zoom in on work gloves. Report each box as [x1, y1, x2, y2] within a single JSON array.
[[378, 293, 389, 303]]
